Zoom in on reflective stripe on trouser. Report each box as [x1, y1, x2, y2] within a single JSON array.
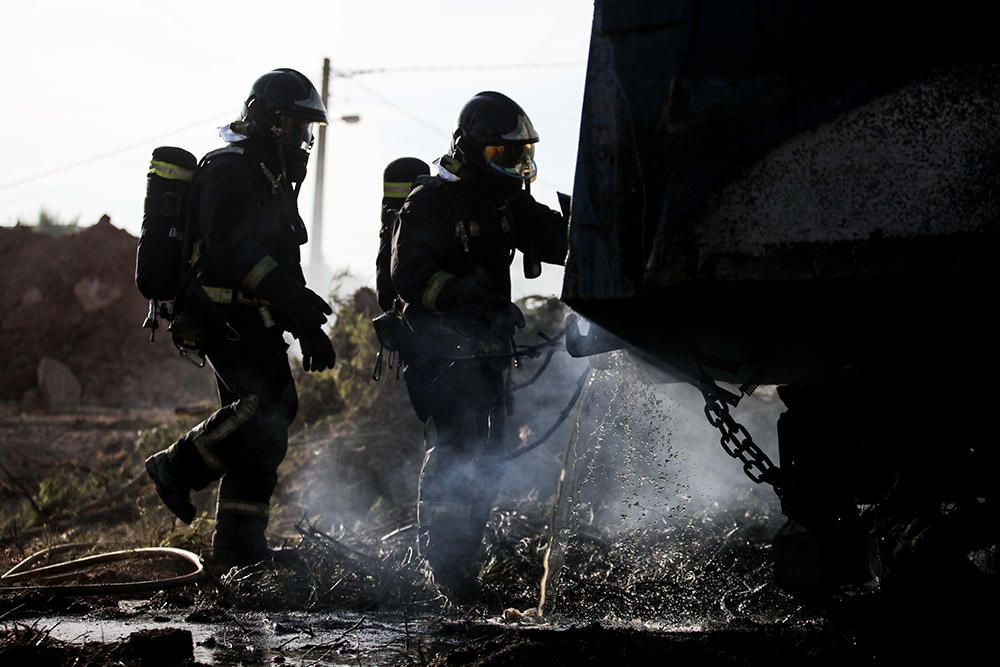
[[217, 498, 270, 518], [167, 394, 260, 485]]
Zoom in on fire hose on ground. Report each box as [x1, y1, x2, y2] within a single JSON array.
[[0, 542, 203, 595]]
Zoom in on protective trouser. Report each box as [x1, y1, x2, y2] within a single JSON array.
[[405, 356, 508, 595], [164, 306, 297, 556]]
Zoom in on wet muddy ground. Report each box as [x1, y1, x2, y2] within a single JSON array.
[[2, 473, 993, 666], [3, 349, 995, 665], [10, 609, 861, 666], [0, 496, 873, 666]]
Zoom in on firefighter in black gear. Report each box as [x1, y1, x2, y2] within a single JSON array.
[[145, 68, 337, 564], [391, 91, 569, 600]]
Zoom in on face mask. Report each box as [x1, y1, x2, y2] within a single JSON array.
[[482, 143, 537, 181], [284, 148, 309, 184], [277, 117, 314, 184]]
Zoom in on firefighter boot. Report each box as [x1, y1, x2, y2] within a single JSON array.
[[211, 512, 270, 566], [144, 450, 196, 524], [421, 513, 486, 604]]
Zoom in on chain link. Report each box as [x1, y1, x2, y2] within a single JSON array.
[[701, 387, 783, 496]]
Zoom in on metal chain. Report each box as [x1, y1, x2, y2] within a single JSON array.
[[700, 384, 783, 496]]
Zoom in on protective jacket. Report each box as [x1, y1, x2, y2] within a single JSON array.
[[391, 174, 567, 336], [184, 140, 309, 333]]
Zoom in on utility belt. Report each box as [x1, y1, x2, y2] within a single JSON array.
[[372, 307, 513, 381], [199, 284, 268, 307], [169, 280, 277, 365], [197, 283, 277, 329]]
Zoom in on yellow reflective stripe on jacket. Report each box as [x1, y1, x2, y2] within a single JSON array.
[[421, 271, 454, 310], [258, 305, 275, 328], [242, 255, 278, 291], [383, 181, 413, 199], [202, 286, 235, 304], [149, 160, 195, 182], [201, 285, 262, 306], [217, 499, 270, 517]]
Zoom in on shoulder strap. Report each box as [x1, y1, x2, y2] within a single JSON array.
[[199, 145, 245, 168], [436, 181, 475, 255], [176, 146, 249, 298]]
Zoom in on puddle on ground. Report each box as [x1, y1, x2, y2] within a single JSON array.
[[31, 606, 747, 666], [37, 609, 437, 666]]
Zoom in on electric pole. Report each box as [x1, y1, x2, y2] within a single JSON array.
[[309, 57, 331, 293]]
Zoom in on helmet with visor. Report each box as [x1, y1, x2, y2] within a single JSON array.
[[451, 91, 539, 182]]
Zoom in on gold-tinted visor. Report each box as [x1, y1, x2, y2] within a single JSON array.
[[482, 143, 536, 180], [483, 143, 533, 168]]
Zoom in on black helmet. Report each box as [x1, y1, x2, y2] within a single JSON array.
[[450, 91, 538, 181], [240, 68, 328, 138], [236, 68, 327, 184]]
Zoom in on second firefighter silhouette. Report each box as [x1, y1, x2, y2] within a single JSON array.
[[391, 91, 568, 598], [145, 68, 336, 564]]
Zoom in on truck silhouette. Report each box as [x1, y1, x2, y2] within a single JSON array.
[[563, 0, 998, 599]]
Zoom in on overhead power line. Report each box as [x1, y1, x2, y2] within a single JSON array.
[[343, 77, 447, 137], [0, 110, 231, 193], [333, 62, 584, 77]]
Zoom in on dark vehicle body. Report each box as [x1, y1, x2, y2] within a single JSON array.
[[562, 0, 999, 608], [563, 0, 1000, 388]]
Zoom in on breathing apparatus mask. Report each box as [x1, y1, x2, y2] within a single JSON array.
[[274, 115, 317, 185], [482, 142, 536, 182]]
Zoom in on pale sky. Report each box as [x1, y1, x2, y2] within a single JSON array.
[[0, 0, 594, 298]]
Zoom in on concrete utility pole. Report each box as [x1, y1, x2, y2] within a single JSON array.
[[309, 57, 332, 293]]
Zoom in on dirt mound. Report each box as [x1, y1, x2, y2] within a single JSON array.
[[0, 217, 214, 409]]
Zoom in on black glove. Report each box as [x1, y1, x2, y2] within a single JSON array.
[[484, 302, 526, 340], [252, 268, 332, 335], [504, 190, 539, 229], [300, 327, 337, 372], [285, 286, 333, 336], [505, 191, 546, 278]]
